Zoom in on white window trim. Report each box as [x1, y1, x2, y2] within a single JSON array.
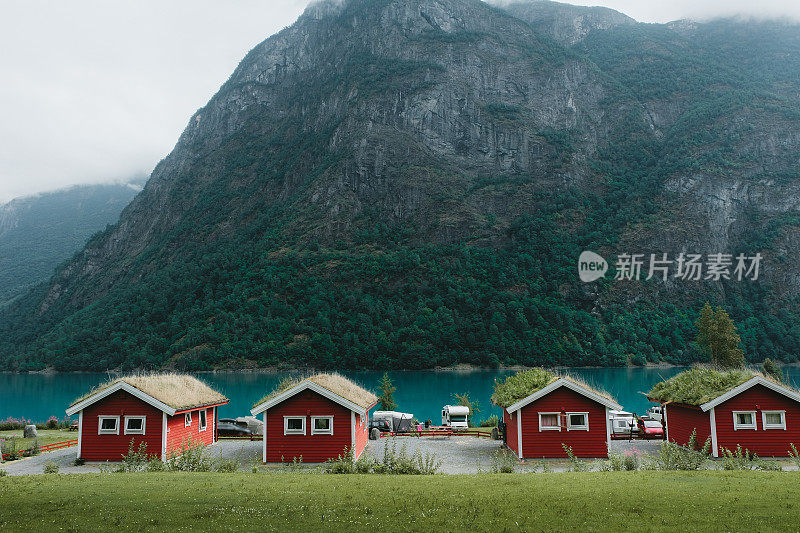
[[311, 416, 334, 435], [98, 415, 120, 435], [538, 412, 561, 431], [185, 412, 192, 427], [762, 410, 787, 430], [283, 416, 306, 435], [567, 412, 590, 431], [124, 415, 146, 435], [198, 409, 208, 432], [733, 410, 757, 430]]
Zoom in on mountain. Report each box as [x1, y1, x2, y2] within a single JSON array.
[[0, 182, 142, 306], [3, 0, 800, 372]]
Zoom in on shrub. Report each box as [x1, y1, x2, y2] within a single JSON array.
[[0, 418, 28, 431], [72, 457, 85, 466], [25, 440, 40, 457], [533, 459, 553, 473], [562, 444, 589, 472], [166, 438, 211, 472], [650, 430, 711, 470], [382, 439, 440, 475], [604, 450, 641, 471], [481, 415, 500, 427], [46, 416, 59, 429], [1, 437, 20, 461], [147, 456, 166, 472], [720, 445, 781, 471], [325, 446, 356, 474], [326, 440, 441, 475], [789, 443, 800, 469], [43, 461, 59, 474], [117, 440, 157, 472], [490, 448, 516, 473]]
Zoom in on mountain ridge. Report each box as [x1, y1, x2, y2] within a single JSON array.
[[3, 0, 800, 371]]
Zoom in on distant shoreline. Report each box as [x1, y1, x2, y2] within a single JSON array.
[[1, 362, 689, 375]]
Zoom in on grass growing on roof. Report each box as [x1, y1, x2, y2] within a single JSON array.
[[69, 373, 227, 411], [253, 373, 377, 409], [491, 368, 614, 407], [647, 367, 785, 406]]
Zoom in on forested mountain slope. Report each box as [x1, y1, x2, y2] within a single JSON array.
[[0, 183, 141, 306], [2, 0, 800, 371]]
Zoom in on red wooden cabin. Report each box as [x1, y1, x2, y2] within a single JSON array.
[[650, 372, 800, 458], [250, 374, 377, 463], [500, 377, 622, 459], [65, 374, 229, 462]]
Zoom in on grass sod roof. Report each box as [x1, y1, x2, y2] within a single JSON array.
[[253, 373, 377, 409], [646, 367, 787, 406], [491, 368, 616, 408], [69, 373, 228, 411]]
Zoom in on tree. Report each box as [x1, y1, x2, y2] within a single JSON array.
[[762, 358, 784, 383], [695, 302, 746, 368], [377, 372, 396, 411], [453, 392, 481, 427]]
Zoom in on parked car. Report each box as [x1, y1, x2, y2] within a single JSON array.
[[217, 418, 252, 437], [638, 418, 665, 439]]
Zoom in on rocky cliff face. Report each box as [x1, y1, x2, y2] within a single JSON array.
[[4, 0, 800, 371]]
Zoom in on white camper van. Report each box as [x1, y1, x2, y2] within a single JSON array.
[[441, 405, 470, 429]]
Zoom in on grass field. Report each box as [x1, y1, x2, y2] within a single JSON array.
[[0, 429, 76, 452], [1, 471, 799, 532]]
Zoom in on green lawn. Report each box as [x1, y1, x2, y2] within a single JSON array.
[[1, 471, 799, 532], [0, 429, 76, 452]]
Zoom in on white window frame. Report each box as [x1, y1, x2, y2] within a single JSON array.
[[733, 411, 757, 430], [124, 415, 146, 435], [283, 416, 306, 435], [199, 409, 208, 432], [98, 415, 120, 435], [762, 410, 786, 430], [538, 412, 561, 431], [311, 416, 334, 435], [185, 412, 192, 427], [567, 412, 590, 431]]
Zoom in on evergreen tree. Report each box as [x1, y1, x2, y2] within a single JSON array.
[[377, 372, 396, 411], [695, 302, 746, 368]]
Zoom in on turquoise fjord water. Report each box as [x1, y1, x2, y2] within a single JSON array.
[[0, 367, 704, 424]]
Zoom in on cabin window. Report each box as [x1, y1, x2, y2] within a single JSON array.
[[539, 412, 561, 431], [733, 411, 756, 430], [311, 416, 334, 435], [567, 412, 589, 431], [124, 416, 146, 435], [762, 411, 786, 430], [185, 412, 192, 427], [98, 416, 120, 435], [284, 416, 306, 435], [199, 409, 208, 432]]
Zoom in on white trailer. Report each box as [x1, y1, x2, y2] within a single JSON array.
[[441, 405, 470, 429]]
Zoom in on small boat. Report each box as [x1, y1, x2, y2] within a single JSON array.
[[608, 409, 638, 435], [646, 405, 663, 422]]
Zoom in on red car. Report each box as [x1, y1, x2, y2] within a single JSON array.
[[638, 419, 665, 439]]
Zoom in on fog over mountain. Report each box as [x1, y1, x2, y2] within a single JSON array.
[[4, 0, 800, 201]]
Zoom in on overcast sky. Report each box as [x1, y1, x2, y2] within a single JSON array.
[[2, 0, 800, 202]]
